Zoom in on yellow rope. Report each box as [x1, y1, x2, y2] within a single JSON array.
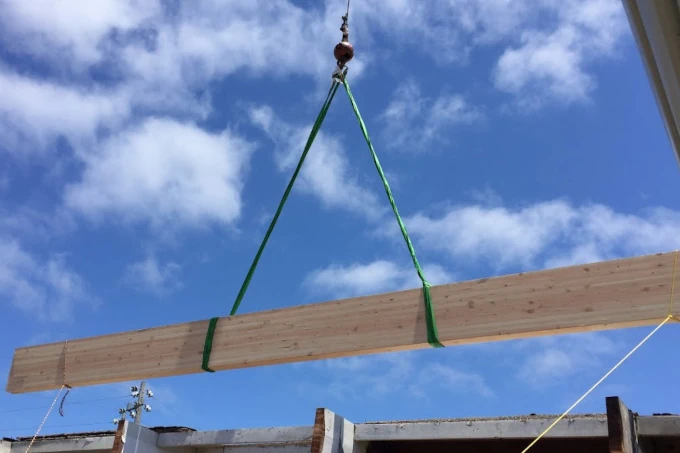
[[24, 385, 66, 453], [24, 340, 74, 453], [521, 250, 679, 453]]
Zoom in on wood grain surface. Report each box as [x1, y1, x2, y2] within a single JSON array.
[[6, 251, 677, 394]]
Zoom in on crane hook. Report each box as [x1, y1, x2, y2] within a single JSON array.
[[333, 14, 354, 69]]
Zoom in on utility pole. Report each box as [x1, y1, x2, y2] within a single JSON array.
[[113, 381, 153, 426], [134, 381, 146, 425]]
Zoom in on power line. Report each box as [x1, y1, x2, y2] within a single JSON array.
[[2, 392, 66, 402], [0, 395, 130, 415]]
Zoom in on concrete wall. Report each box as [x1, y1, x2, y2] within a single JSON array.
[[368, 436, 680, 453], [8, 435, 114, 453], [121, 424, 193, 453], [119, 424, 158, 453], [368, 438, 610, 453], [121, 422, 311, 453], [3, 402, 679, 453]]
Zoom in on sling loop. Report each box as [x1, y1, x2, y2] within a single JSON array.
[[341, 77, 443, 347], [202, 81, 341, 372], [202, 74, 444, 372]]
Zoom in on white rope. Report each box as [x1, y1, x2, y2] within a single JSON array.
[[24, 385, 66, 453]]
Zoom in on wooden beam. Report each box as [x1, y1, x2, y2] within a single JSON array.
[[5, 251, 678, 394], [111, 420, 126, 453], [607, 396, 643, 453], [311, 409, 359, 453]]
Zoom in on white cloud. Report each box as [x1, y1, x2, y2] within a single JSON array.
[[0, 0, 626, 136], [0, 0, 627, 172], [249, 105, 384, 220], [0, 0, 162, 66], [355, 0, 628, 106], [0, 1, 364, 156], [454, 0, 535, 46], [0, 206, 76, 242], [493, 28, 591, 109], [402, 198, 680, 272], [350, 0, 513, 65], [64, 117, 255, 230], [0, 66, 130, 154], [303, 352, 493, 401], [492, 0, 628, 110], [114, 0, 368, 99], [417, 363, 494, 398], [0, 0, 521, 86], [303, 259, 453, 299], [405, 200, 577, 270], [514, 332, 620, 388], [123, 255, 183, 297], [0, 0, 637, 292], [0, 237, 100, 322], [380, 80, 483, 152]]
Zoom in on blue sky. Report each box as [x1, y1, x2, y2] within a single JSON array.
[[2, 0, 680, 439]]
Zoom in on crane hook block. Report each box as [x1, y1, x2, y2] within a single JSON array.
[[334, 14, 354, 68]]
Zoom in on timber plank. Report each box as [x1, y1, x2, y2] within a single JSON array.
[[5, 251, 677, 394]]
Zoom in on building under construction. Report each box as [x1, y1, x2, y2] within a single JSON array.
[[2, 397, 680, 453]]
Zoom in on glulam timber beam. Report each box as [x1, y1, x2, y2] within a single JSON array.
[[5, 251, 678, 394]]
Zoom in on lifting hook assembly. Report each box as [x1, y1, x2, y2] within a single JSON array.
[[333, 14, 354, 69], [332, 11, 354, 85]]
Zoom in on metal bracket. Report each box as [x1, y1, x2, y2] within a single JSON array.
[[332, 66, 348, 84]]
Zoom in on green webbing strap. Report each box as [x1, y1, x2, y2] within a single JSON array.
[[342, 78, 444, 348], [202, 81, 341, 372]]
